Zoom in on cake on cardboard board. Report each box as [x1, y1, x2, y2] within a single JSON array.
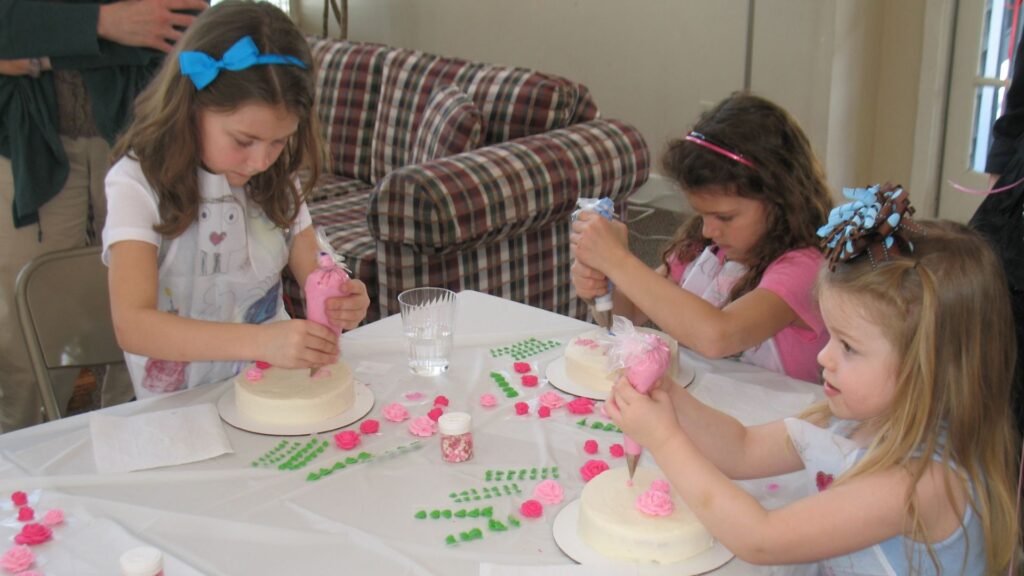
[[234, 362, 355, 426], [564, 328, 678, 393]]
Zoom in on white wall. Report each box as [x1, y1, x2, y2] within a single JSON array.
[[296, 0, 932, 208]]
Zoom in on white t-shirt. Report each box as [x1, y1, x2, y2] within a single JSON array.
[[103, 157, 312, 398]]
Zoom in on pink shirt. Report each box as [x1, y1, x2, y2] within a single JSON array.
[[669, 247, 826, 383]]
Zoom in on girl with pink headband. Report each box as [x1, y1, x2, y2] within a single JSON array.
[[572, 92, 832, 383]]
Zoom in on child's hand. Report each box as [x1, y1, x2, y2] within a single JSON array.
[[260, 319, 339, 368], [324, 279, 371, 330], [570, 212, 630, 273], [605, 376, 683, 453], [571, 260, 609, 299]]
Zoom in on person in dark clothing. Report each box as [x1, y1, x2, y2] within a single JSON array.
[[0, 0, 206, 432]]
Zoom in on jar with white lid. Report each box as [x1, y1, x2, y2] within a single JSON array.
[[120, 546, 164, 576], [438, 412, 473, 463]]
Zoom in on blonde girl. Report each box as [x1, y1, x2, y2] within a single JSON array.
[[103, 1, 369, 398], [607, 186, 1018, 573], [572, 92, 833, 383]]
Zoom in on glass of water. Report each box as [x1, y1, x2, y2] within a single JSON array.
[[398, 287, 456, 376]]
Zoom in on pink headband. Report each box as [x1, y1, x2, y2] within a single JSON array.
[[684, 131, 754, 169]]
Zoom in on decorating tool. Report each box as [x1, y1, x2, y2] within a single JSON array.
[[304, 227, 351, 375], [571, 198, 616, 332]]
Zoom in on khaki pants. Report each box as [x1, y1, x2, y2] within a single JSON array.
[[0, 136, 123, 432]]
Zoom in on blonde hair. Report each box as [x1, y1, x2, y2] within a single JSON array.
[[807, 220, 1019, 573], [661, 92, 832, 301], [111, 0, 322, 238]]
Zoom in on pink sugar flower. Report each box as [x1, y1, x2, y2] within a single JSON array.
[[333, 430, 361, 450], [16, 506, 33, 522], [579, 459, 609, 482], [537, 406, 551, 419], [427, 407, 444, 422], [244, 367, 263, 381], [636, 488, 675, 516], [538, 392, 565, 409], [382, 403, 410, 422], [358, 419, 380, 434], [521, 374, 539, 387], [566, 397, 595, 415], [609, 443, 625, 458], [10, 492, 27, 507], [583, 440, 598, 454], [40, 509, 64, 527], [0, 545, 34, 572], [514, 402, 529, 415], [513, 362, 532, 374], [519, 499, 543, 518], [532, 479, 564, 505], [254, 361, 271, 370], [479, 393, 497, 408], [433, 395, 449, 407], [408, 416, 437, 437], [650, 479, 671, 493], [404, 391, 424, 401], [14, 523, 51, 546]]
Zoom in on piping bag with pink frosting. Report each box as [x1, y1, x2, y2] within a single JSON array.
[[607, 316, 672, 482], [304, 228, 351, 373]]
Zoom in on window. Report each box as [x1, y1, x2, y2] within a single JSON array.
[[970, 0, 1020, 171]]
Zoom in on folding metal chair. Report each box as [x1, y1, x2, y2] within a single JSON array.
[[15, 246, 125, 421]]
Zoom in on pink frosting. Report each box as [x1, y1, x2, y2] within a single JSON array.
[[532, 480, 564, 505], [521, 374, 539, 387], [1, 545, 34, 572], [579, 459, 609, 482], [40, 509, 64, 527], [427, 407, 444, 422], [538, 392, 566, 409], [537, 406, 551, 419], [16, 506, 33, 522], [10, 492, 27, 507], [404, 391, 424, 401], [408, 416, 437, 437], [433, 395, 449, 407], [311, 367, 332, 380], [513, 362, 532, 374], [622, 333, 671, 394], [583, 440, 598, 454], [479, 393, 497, 408], [254, 361, 271, 370], [19, 572, 43, 576], [244, 367, 263, 381], [358, 419, 380, 434], [574, 338, 601, 350], [609, 443, 624, 458], [650, 479, 671, 493], [333, 431, 360, 450], [514, 402, 529, 415], [14, 523, 51, 546], [567, 397, 595, 415], [382, 403, 410, 422], [519, 499, 543, 518], [304, 255, 350, 336], [636, 489, 675, 516]]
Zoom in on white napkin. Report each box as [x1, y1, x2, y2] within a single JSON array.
[[90, 404, 233, 473]]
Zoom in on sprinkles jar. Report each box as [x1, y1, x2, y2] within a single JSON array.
[[438, 412, 473, 463]]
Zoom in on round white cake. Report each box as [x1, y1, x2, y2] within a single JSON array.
[[564, 328, 679, 394], [578, 467, 713, 564], [235, 362, 355, 426]]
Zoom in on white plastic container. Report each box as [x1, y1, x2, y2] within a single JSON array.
[[120, 546, 164, 576]]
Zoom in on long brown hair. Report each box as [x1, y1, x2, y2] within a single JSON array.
[[808, 220, 1019, 573], [661, 92, 832, 301], [112, 0, 322, 237]]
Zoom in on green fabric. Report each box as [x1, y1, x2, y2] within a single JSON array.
[[0, 0, 164, 228]]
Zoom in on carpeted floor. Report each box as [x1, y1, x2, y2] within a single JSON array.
[[626, 206, 685, 268]]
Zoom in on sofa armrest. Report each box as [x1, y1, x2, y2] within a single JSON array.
[[367, 119, 649, 252]]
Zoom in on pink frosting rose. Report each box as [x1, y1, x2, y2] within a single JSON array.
[[427, 407, 444, 422], [408, 416, 437, 437], [1, 545, 34, 572], [636, 489, 675, 516], [514, 402, 529, 415], [579, 459, 609, 482], [479, 393, 497, 408], [16, 506, 33, 522], [382, 403, 410, 422], [519, 499, 543, 518], [244, 367, 263, 381], [254, 361, 271, 370], [333, 431, 360, 450], [404, 391, 424, 401], [14, 523, 51, 546], [521, 374, 539, 387], [358, 419, 380, 434], [538, 391, 565, 409], [532, 479, 564, 505], [433, 395, 449, 407], [583, 440, 598, 454], [10, 491, 27, 507], [609, 443, 625, 458], [537, 406, 551, 419], [566, 397, 595, 415], [513, 362, 532, 374], [650, 479, 671, 493], [40, 509, 64, 527]]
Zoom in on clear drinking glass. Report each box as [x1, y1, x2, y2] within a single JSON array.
[[398, 287, 456, 376]]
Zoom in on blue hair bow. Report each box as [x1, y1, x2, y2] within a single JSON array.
[[817, 183, 921, 270], [179, 35, 307, 90]]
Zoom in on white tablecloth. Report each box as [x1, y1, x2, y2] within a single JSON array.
[[0, 291, 823, 575]]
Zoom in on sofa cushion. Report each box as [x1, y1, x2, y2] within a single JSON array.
[[409, 85, 483, 165]]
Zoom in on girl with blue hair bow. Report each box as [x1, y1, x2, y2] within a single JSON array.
[[102, 0, 369, 397]]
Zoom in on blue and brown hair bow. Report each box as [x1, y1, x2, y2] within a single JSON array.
[[817, 183, 924, 270]]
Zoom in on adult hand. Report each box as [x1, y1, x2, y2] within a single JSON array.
[[605, 376, 682, 453], [324, 279, 371, 331], [259, 319, 339, 369], [98, 0, 209, 53], [570, 211, 630, 274], [0, 59, 34, 76], [571, 260, 609, 300]]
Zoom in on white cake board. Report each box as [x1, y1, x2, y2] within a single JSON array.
[[217, 381, 374, 436], [545, 357, 694, 401], [552, 499, 733, 575]]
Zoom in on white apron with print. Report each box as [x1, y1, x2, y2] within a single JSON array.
[[679, 246, 785, 373], [124, 172, 292, 398]]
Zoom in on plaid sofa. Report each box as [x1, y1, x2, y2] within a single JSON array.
[[287, 38, 650, 323]]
